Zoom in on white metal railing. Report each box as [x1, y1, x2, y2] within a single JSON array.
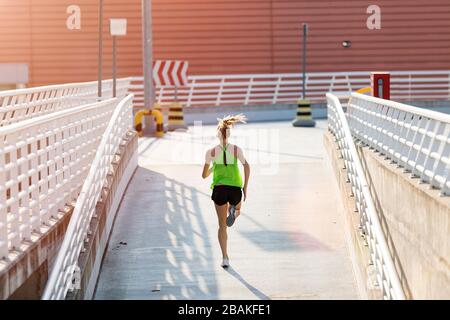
[[327, 93, 405, 300], [42, 94, 133, 300], [0, 77, 131, 127], [129, 70, 450, 108], [0, 97, 125, 259], [348, 92, 450, 195]]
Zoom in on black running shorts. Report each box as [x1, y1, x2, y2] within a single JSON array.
[[211, 185, 242, 206]]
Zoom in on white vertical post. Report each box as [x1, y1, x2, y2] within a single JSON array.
[[329, 75, 335, 93], [158, 86, 164, 104], [273, 76, 281, 104], [408, 74, 412, 100], [245, 77, 253, 105], [448, 72, 450, 100], [9, 133, 20, 249], [346, 75, 352, 93], [19, 140, 31, 241], [187, 79, 195, 107], [216, 78, 225, 106]]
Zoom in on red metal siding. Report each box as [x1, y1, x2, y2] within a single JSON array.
[[0, 1, 32, 79], [31, 0, 144, 86], [0, 0, 144, 86], [154, 0, 450, 74], [271, 0, 450, 72], [0, 0, 450, 86], [153, 0, 274, 74]]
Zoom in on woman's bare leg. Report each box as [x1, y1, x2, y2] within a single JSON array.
[[214, 203, 228, 258]]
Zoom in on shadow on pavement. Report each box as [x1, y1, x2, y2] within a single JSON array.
[[94, 167, 218, 300], [225, 266, 271, 300]]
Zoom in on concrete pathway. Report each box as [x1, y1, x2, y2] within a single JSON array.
[[94, 120, 358, 300]]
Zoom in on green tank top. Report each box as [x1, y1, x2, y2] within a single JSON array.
[[210, 144, 243, 189]]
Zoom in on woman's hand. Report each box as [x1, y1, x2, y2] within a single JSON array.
[[243, 186, 247, 201], [202, 150, 213, 179]]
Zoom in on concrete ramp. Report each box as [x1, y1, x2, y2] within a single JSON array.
[[94, 120, 358, 300]]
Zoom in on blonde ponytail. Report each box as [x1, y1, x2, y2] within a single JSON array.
[[216, 114, 247, 166], [217, 113, 247, 131]]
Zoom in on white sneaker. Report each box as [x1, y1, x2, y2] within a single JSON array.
[[221, 258, 230, 268]]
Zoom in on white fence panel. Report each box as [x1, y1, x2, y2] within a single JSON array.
[[0, 78, 131, 127], [327, 93, 405, 300], [42, 94, 133, 300], [129, 70, 450, 109], [347, 92, 450, 195], [0, 97, 123, 259]]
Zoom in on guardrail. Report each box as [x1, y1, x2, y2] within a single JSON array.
[[0, 77, 131, 127], [42, 94, 133, 300], [347, 92, 450, 195], [129, 70, 450, 108], [0, 97, 124, 259], [327, 93, 405, 300]]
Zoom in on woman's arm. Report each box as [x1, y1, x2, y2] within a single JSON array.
[[202, 149, 212, 179], [237, 147, 250, 201]]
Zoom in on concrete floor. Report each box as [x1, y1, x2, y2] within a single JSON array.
[[94, 120, 359, 300]]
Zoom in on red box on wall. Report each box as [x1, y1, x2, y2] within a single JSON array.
[[371, 72, 390, 100]]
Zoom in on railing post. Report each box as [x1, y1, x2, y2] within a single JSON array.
[[448, 72, 450, 100], [187, 79, 195, 107], [273, 76, 281, 104], [346, 75, 352, 94], [216, 78, 225, 106], [304, 73, 309, 99], [408, 73, 412, 101], [19, 137, 31, 241], [42, 95, 134, 300], [329, 75, 335, 94], [158, 86, 164, 104], [328, 93, 405, 299], [245, 77, 253, 105]]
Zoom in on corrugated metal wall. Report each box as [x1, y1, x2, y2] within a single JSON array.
[[0, 0, 144, 86], [271, 0, 450, 72], [1, 0, 450, 86], [28, 0, 143, 85], [154, 0, 274, 74]]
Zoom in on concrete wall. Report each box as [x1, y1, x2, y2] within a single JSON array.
[[143, 103, 325, 127], [324, 130, 450, 299], [162, 100, 450, 126], [0, 131, 138, 300], [185, 103, 326, 125], [0, 206, 74, 299], [357, 144, 450, 299]]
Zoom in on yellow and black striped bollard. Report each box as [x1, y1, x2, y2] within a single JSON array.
[[292, 99, 316, 127], [168, 102, 188, 131]]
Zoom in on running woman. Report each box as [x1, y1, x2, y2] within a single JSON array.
[[202, 114, 250, 268]]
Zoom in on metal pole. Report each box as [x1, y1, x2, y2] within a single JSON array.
[[98, 0, 103, 98], [142, 0, 154, 109], [112, 36, 116, 98], [302, 23, 308, 100]]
